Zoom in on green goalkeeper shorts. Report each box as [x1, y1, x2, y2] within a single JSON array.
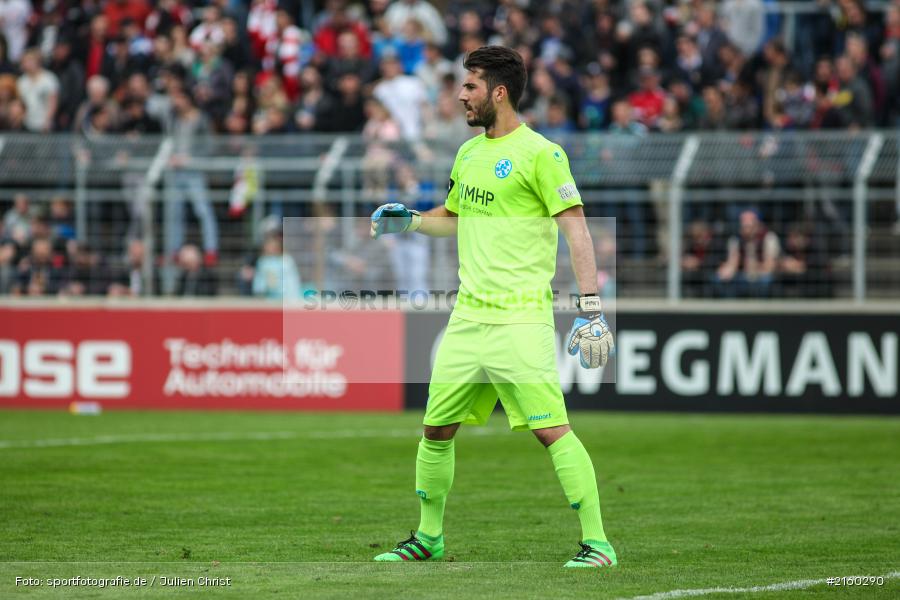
[[424, 315, 569, 431]]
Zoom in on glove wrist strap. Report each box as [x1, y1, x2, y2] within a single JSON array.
[[408, 210, 422, 232], [576, 294, 602, 314]]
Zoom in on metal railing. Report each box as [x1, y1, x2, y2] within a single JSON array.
[[0, 130, 898, 301]]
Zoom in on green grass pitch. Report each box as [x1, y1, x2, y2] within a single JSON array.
[[1, 410, 898, 599]]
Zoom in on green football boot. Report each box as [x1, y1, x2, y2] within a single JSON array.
[[564, 541, 617, 568], [373, 531, 444, 562]]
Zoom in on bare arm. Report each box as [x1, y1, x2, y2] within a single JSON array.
[[554, 205, 598, 296], [414, 205, 458, 237], [717, 239, 740, 280], [45, 92, 58, 132]]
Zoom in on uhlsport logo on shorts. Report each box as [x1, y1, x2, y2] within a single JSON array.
[[494, 158, 513, 178], [528, 413, 551, 421]]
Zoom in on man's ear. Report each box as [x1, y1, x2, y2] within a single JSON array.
[[494, 84, 507, 104]]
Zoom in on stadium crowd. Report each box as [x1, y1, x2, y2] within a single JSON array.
[[0, 0, 898, 298]]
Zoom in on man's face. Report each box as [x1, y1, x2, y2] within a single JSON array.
[[32, 239, 51, 263], [459, 69, 497, 128], [740, 211, 759, 239]]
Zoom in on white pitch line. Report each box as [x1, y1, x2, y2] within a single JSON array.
[[0, 427, 508, 450], [621, 571, 900, 600], [0, 431, 300, 449]]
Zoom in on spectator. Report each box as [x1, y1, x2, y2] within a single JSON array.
[[522, 66, 557, 128], [384, 0, 447, 47], [122, 18, 154, 64], [108, 238, 150, 297], [48, 197, 75, 242], [698, 86, 726, 131], [221, 17, 249, 73], [658, 95, 684, 133], [494, 6, 538, 50], [0, 238, 18, 294], [674, 34, 712, 92], [82, 15, 109, 80], [617, 1, 664, 75], [361, 97, 401, 198], [845, 31, 885, 122], [64, 242, 107, 296], [681, 220, 722, 297], [628, 67, 666, 130], [579, 63, 611, 131], [253, 234, 300, 299], [175, 243, 218, 296], [606, 100, 649, 257], [247, 0, 278, 62], [0, 73, 18, 127], [169, 24, 197, 70], [0, 35, 15, 75], [759, 39, 791, 128], [317, 72, 367, 132], [74, 75, 116, 135], [146, 0, 193, 39], [104, 0, 151, 39], [323, 30, 377, 92], [50, 38, 85, 131], [771, 71, 814, 129], [252, 73, 290, 133], [3, 192, 31, 241], [262, 8, 311, 102], [667, 77, 705, 129], [0, 0, 31, 63], [779, 223, 827, 297], [314, 1, 372, 59], [812, 55, 839, 94], [721, 0, 765, 58], [394, 18, 428, 74], [415, 41, 453, 102], [190, 42, 233, 124], [293, 65, 326, 132], [14, 236, 67, 296], [164, 87, 219, 267], [724, 79, 760, 129], [17, 48, 59, 132], [386, 163, 430, 293], [423, 89, 470, 149], [809, 81, 844, 129], [833, 54, 874, 127], [1, 96, 24, 130], [537, 94, 575, 139], [690, 2, 729, 68], [714, 209, 780, 298], [373, 51, 428, 141], [881, 4, 900, 123], [101, 35, 138, 93], [189, 5, 225, 52], [714, 42, 749, 89]]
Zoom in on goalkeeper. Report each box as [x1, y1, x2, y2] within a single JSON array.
[[370, 46, 616, 568]]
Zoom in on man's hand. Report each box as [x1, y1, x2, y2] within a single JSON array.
[[370, 203, 421, 239], [567, 295, 615, 368]]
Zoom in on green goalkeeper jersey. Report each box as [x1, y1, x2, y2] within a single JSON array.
[[444, 123, 583, 326]]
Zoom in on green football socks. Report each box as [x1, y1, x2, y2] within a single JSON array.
[[548, 431, 608, 544], [415, 437, 454, 538]]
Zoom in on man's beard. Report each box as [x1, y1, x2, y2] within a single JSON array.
[[466, 98, 497, 128]]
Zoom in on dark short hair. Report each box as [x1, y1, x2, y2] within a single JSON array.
[[463, 45, 527, 110]]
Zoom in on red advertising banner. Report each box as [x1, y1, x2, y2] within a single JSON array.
[[0, 306, 404, 411]]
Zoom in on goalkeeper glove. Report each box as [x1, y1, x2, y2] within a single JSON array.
[[370, 202, 422, 239], [566, 294, 615, 369]]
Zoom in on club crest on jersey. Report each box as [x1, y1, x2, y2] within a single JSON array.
[[494, 158, 513, 178]]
